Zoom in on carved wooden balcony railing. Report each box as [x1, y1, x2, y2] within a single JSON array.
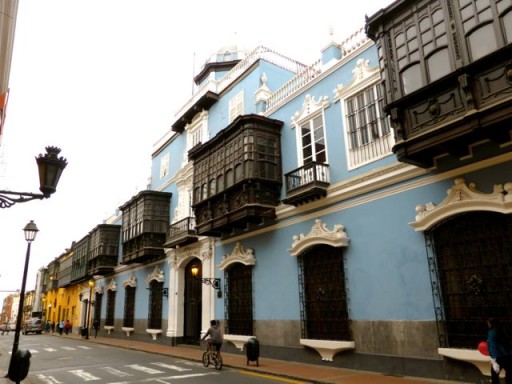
[[164, 216, 198, 248], [282, 162, 330, 206]]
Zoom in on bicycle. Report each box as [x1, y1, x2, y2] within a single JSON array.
[[201, 340, 223, 370]]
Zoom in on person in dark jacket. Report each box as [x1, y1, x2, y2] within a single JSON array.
[[488, 318, 512, 384]]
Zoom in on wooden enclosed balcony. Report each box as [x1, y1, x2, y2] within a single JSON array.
[[190, 114, 283, 238], [282, 162, 330, 206], [164, 216, 198, 248], [119, 190, 172, 264], [366, 0, 512, 171], [88, 224, 121, 275]]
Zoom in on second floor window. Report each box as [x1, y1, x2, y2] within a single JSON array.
[[300, 114, 326, 165], [345, 84, 392, 169]]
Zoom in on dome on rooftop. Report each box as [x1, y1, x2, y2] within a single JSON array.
[[204, 42, 249, 65]]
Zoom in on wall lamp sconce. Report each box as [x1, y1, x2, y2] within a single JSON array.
[[0, 146, 67, 208], [191, 265, 222, 299]]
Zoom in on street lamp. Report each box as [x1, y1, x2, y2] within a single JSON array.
[[86, 280, 94, 340], [191, 265, 222, 298], [0, 146, 67, 208], [7, 220, 39, 382]]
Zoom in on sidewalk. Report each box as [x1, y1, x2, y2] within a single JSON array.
[[37, 333, 461, 384]]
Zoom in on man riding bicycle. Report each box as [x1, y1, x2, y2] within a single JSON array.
[[201, 320, 223, 352]]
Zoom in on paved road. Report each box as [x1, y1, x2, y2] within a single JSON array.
[[0, 333, 306, 384]]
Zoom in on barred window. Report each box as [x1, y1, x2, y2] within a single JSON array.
[[148, 281, 163, 329], [106, 290, 116, 326], [123, 286, 136, 328], [345, 84, 392, 169]]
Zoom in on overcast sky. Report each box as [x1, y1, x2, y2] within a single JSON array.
[[0, 0, 391, 305]]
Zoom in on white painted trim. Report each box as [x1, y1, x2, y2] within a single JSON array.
[[104, 325, 114, 335]]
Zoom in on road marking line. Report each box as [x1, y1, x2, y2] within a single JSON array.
[[35, 374, 63, 384], [125, 364, 164, 374], [62, 346, 76, 350], [44, 348, 58, 352], [239, 370, 307, 383], [102, 366, 133, 377], [78, 345, 92, 349], [69, 369, 101, 381], [151, 362, 191, 371]]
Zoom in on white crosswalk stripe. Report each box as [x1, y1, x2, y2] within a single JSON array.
[[69, 369, 101, 381], [35, 374, 63, 383], [61, 346, 76, 351], [125, 364, 164, 374], [44, 347, 58, 352], [101, 366, 133, 377], [151, 362, 191, 372], [77, 345, 92, 349], [29, 349, 39, 353]]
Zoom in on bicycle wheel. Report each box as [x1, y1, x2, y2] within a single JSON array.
[[214, 352, 223, 370], [202, 351, 210, 367]]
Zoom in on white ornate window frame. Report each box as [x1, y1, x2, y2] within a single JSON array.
[[290, 95, 330, 166], [121, 273, 137, 336], [411, 178, 512, 231], [229, 90, 244, 124], [159, 153, 170, 179], [184, 111, 209, 166], [333, 58, 393, 170]]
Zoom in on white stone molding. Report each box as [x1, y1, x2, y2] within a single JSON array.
[[106, 279, 117, 292], [290, 94, 330, 128], [165, 238, 216, 340], [93, 285, 104, 295], [122, 273, 137, 288], [146, 265, 165, 285], [104, 325, 114, 335], [289, 219, 349, 256], [218, 242, 255, 271], [333, 58, 379, 101], [255, 72, 272, 105], [300, 339, 355, 361], [411, 178, 512, 231]]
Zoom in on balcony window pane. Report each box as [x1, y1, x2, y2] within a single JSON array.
[[428, 48, 451, 82], [504, 11, 512, 43], [401, 64, 423, 94], [468, 23, 497, 61]]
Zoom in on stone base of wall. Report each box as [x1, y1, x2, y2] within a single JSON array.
[[94, 319, 484, 382]]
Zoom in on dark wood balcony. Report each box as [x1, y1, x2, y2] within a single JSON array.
[[119, 190, 172, 264], [88, 224, 121, 276], [282, 162, 330, 206], [366, 0, 512, 171], [190, 114, 283, 238], [164, 217, 198, 248]]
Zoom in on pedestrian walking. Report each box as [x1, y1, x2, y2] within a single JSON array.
[[64, 320, 72, 335], [58, 320, 64, 335], [93, 319, 99, 338], [487, 317, 512, 384]]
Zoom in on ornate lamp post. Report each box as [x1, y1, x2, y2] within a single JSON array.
[[7, 220, 39, 382], [0, 146, 67, 208], [86, 280, 94, 340]]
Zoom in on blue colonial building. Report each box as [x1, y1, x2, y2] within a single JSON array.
[[37, 0, 512, 382]]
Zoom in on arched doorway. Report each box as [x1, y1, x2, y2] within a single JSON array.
[[183, 258, 202, 344]]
